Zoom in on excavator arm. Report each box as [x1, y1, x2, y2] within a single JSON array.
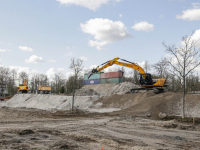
[[88, 57, 145, 78]]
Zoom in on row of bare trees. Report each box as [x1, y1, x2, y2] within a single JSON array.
[[0, 58, 84, 97]]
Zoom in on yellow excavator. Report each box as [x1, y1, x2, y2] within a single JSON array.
[[18, 79, 29, 94], [88, 57, 167, 94]]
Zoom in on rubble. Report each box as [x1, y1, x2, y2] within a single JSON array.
[[159, 112, 168, 119]]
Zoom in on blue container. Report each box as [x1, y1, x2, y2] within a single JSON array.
[[83, 79, 100, 85], [84, 74, 100, 80]]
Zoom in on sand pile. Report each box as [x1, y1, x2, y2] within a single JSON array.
[[0, 94, 99, 111]]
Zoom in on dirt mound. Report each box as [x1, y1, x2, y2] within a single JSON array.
[[91, 91, 200, 119], [75, 89, 100, 96], [82, 82, 140, 97]]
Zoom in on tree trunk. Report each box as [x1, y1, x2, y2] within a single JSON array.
[[72, 75, 77, 112], [182, 62, 186, 118], [72, 91, 75, 112], [182, 90, 185, 118]]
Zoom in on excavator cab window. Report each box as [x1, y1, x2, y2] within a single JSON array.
[[139, 74, 153, 85]]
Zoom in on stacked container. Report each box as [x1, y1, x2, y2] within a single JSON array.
[[82, 72, 104, 85], [82, 70, 124, 85], [100, 71, 124, 84]]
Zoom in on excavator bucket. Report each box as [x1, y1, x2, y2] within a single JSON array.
[[87, 71, 93, 79]]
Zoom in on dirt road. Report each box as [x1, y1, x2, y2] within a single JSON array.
[[0, 107, 200, 150]]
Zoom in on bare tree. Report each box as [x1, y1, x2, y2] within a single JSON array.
[[163, 33, 200, 118], [153, 58, 169, 78], [120, 66, 125, 81], [133, 69, 140, 85], [19, 71, 28, 84], [69, 58, 83, 111], [53, 73, 65, 94], [0, 67, 10, 96], [7, 69, 17, 96]]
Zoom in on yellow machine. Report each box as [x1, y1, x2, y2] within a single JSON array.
[[18, 79, 29, 94], [38, 85, 51, 94], [88, 57, 167, 94]]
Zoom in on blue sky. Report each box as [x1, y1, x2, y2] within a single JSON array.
[[0, 0, 200, 78]]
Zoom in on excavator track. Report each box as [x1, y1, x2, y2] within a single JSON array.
[[130, 88, 153, 94], [130, 87, 165, 94]]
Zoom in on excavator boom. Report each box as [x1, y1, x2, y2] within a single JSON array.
[[88, 58, 145, 78]]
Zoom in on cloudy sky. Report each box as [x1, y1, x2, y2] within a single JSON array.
[[0, 0, 200, 78]]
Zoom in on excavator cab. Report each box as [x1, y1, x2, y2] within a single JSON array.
[[139, 73, 153, 85]]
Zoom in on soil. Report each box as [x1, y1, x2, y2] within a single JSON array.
[[1, 81, 200, 149], [0, 107, 200, 149], [92, 91, 200, 119]]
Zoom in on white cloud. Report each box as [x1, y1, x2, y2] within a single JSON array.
[[46, 68, 56, 80], [190, 29, 200, 47], [159, 15, 164, 18], [132, 21, 154, 32], [176, 9, 200, 21], [49, 59, 56, 63], [80, 18, 130, 50], [56, 0, 122, 11], [82, 65, 97, 74], [25, 55, 43, 64], [104, 65, 120, 72], [19, 46, 33, 52], [0, 49, 11, 52], [0, 59, 2, 67], [80, 56, 88, 62], [30, 69, 39, 74], [89, 65, 97, 69], [9, 66, 30, 75], [58, 68, 65, 72], [137, 61, 145, 68], [119, 14, 122, 17], [176, 3, 200, 21], [66, 72, 74, 79], [181, 29, 200, 48]]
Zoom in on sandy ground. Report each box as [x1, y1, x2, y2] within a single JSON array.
[[0, 107, 200, 150]]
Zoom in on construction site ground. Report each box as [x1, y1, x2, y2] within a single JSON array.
[[1, 106, 200, 149], [1, 82, 200, 149]]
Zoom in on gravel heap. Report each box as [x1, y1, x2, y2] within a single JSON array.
[[82, 82, 140, 97], [111, 82, 140, 95]]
